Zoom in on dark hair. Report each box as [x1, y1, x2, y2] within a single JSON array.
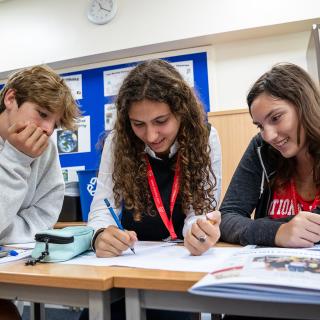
[[112, 59, 217, 220], [247, 63, 320, 188]]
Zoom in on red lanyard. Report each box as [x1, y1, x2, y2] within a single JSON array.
[[145, 154, 180, 240], [290, 179, 320, 214]]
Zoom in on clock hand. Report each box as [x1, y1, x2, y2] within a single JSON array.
[[100, 5, 111, 12]]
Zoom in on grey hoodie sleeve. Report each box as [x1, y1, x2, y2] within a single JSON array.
[[219, 136, 282, 246]]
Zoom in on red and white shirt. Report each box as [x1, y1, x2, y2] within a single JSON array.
[[268, 180, 320, 219]]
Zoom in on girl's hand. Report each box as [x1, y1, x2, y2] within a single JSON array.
[[275, 211, 320, 247], [184, 211, 221, 256], [95, 226, 137, 257]]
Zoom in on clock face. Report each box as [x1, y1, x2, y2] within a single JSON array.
[[87, 0, 117, 25]]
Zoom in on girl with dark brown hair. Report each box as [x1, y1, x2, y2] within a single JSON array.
[[89, 59, 222, 258], [220, 63, 320, 249]]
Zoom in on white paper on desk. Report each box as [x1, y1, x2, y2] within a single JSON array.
[[4, 242, 35, 249], [61, 241, 175, 266], [0, 249, 32, 264], [61, 241, 241, 272], [304, 244, 320, 251]]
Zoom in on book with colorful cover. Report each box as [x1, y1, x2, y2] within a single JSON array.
[[189, 246, 320, 304]]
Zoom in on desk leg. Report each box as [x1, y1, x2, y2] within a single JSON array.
[[30, 302, 45, 320], [89, 291, 111, 320], [125, 289, 146, 320]]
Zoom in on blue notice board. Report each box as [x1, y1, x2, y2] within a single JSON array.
[[0, 52, 210, 174]]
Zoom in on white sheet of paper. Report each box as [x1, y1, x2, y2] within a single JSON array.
[[171, 60, 194, 87], [0, 248, 32, 264], [61, 241, 241, 272], [62, 74, 83, 100], [4, 243, 35, 249], [103, 67, 133, 96]]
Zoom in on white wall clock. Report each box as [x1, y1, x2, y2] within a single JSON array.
[[87, 0, 118, 25]]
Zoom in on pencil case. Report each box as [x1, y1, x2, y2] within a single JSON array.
[[27, 226, 94, 264]]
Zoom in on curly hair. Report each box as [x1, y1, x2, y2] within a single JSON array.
[[247, 63, 320, 190], [0, 65, 80, 129], [112, 59, 217, 220]]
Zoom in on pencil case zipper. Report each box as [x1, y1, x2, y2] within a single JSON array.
[[34, 234, 74, 244]]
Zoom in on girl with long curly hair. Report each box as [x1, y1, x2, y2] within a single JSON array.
[[88, 59, 221, 260], [220, 63, 320, 251]]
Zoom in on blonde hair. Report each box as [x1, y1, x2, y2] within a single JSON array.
[[0, 65, 80, 129]]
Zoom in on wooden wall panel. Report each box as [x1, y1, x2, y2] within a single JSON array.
[[208, 109, 259, 201]]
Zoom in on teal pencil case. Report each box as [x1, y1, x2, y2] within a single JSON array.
[[27, 226, 93, 265]]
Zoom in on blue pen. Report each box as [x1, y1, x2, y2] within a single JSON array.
[[8, 250, 19, 256], [0, 247, 19, 257], [104, 198, 136, 254]]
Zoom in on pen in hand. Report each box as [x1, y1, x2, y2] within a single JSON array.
[[104, 198, 136, 254]]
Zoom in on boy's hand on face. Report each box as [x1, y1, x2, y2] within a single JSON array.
[[7, 121, 49, 158]]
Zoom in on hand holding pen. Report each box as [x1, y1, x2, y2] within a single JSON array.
[[184, 211, 221, 256], [94, 199, 137, 258], [104, 198, 136, 254]]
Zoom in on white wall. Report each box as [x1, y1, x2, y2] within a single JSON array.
[[209, 31, 310, 111], [0, 0, 319, 111]]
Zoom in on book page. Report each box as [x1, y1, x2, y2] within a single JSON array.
[[190, 246, 320, 303]]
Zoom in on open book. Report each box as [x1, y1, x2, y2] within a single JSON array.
[[189, 246, 320, 304]]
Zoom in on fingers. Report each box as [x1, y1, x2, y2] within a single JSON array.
[[184, 215, 221, 256], [95, 226, 137, 258], [184, 232, 203, 256], [275, 212, 320, 247], [7, 122, 49, 157], [206, 210, 221, 224], [24, 126, 49, 153], [196, 218, 221, 248], [293, 212, 320, 244], [127, 230, 138, 244], [7, 121, 28, 134], [304, 211, 320, 224], [276, 228, 314, 248], [299, 218, 320, 244]]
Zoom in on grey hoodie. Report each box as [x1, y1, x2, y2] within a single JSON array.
[[219, 134, 290, 246], [0, 137, 64, 244]]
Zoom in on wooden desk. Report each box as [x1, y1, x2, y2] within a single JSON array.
[[0, 261, 203, 320], [54, 221, 86, 229], [0, 246, 319, 320], [0, 262, 117, 320], [115, 241, 320, 320], [114, 270, 320, 320]]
